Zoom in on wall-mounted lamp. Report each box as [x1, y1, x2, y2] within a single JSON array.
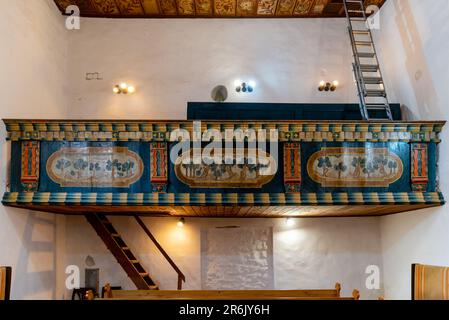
[[113, 83, 136, 94], [285, 217, 295, 226], [177, 218, 185, 228], [235, 80, 255, 93], [318, 80, 339, 92]]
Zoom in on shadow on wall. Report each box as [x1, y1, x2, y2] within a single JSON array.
[[11, 210, 56, 299], [394, 0, 441, 120]]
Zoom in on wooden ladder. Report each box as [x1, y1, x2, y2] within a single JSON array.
[[343, 0, 393, 121], [85, 213, 158, 290]]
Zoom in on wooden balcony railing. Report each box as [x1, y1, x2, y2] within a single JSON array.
[[134, 215, 186, 290]]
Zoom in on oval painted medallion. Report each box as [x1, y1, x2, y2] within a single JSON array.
[[307, 147, 403, 187], [175, 149, 276, 188], [46, 147, 143, 188]]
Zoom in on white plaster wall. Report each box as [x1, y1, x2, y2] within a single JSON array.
[[202, 227, 274, 290], [67, 18, 358, 119], [58, 17, 384, 300], [373, 0, 449, 300], [64, 216, 383, 299], [0, 0, 69, 299], [0, 6, 387, 300]]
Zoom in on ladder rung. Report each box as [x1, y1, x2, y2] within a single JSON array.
[[121, 246, 130, 250], [360, 64, 379, 72], [130, 260, 139, 264], [355, 41, 373, 46], [366, 105, 389, 110], [111, 233, 120, 237], [140, 272, 149, 277], [148, 285, 158, 290], [352, 30, 370, 35], [362, 77, 383, 84], [346, 1, 364, 6], [357, 52, 376, 58], [348, 11, 364, 15], [365, 90, 386, 97]]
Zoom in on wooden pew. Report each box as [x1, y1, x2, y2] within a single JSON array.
[[96, 283, 360, 300], [412, 263, 449, 300], [0, 267, 12, 301]]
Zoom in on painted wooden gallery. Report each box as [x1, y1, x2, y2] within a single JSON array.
[[2, 0, 449, 302], [1, 103, 446, 300]]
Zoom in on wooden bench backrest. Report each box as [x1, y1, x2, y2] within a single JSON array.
[[0, 267, 12, 301], [99, 283, 359, 300], [412, 263, 449, 300]]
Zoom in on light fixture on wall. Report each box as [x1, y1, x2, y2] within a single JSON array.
[[318, 80, 339, 92], [177, 218, 185, 228], [235, 80, 255, 93], [285, 217, 295, 226], [113, 82, 136, 94]]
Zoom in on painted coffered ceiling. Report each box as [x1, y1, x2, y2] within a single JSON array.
[[54, 0, 386, 18]]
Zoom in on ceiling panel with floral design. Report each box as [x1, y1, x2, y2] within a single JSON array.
[[54, 0, 386, 18]]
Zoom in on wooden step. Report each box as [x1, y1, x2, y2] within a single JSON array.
[[85, 214, 158, 290]]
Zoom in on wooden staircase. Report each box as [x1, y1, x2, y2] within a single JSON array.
[[85, 213, 158, 290]]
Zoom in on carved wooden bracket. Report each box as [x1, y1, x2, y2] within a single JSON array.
[[411, 143, 429, 192], [21, 141, 40, 191], [150, 142, 168, 192], [283, 142, 301, 193]]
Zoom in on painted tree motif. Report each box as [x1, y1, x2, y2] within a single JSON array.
[[374, 155, 389, 177], [362, 161, 378, 178], [351, 156, 365, 178], [121, 160, 135, 177], [388, 160, 398, 174], [317, 156, 332, 177], [71, 158, 89, 178], [89, 162, 101, 178], [55, 158, 71, 175], [334, 162, 348, 179]]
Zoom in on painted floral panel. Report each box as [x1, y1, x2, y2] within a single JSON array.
[[293, 0, 314, 15], [215, 0, 236, 16], [46, 147, 143, 188], [195, 0, 213, 15], [177, 0, 195, 14], [307, 147, 403, 187], [175, 150, 276, 188], [257, 0, 277, 15], [276, 0, 296, 15]]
